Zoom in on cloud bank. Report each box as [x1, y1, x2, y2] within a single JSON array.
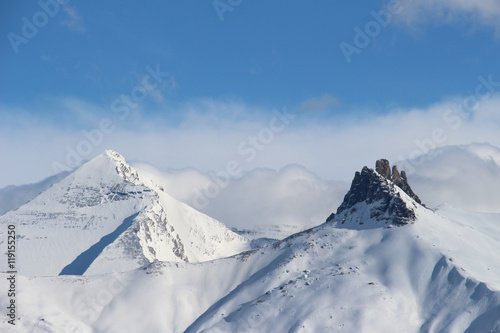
[[406, 143, 500, 213], [134, 142, 500, 231], [2, 143, 499, 231], [134, 163, 349, 230], [1, 91, 499, 190]]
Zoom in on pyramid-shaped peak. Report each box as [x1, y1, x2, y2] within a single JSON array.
[[1, 147, 251, 276], [104, 149, 127, 163], [69, 150, 141, 185]]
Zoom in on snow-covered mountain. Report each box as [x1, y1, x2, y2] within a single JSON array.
[[0, 150, 250, 277], [1, 157, 499, 332], [0, 170, 71, 215]]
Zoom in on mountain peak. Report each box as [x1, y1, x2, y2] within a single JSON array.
[[327, 159, 424, 227], [74, 150, 141, 185], [1, 149, 250, 277], [102, 150, 140, 184], [104, 149, 125, 161]]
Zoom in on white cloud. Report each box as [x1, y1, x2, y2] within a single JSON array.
[[405, 143, 500, 213], [394, 0, 500, 34], [1, 93, 500, 192], [137, 142, 500, 230], [300, 94, 338, 113], [60, 6, 86, 34], [133, 163, 349, 230], [131, 142, 500, 231], [141, 74, 178, 104]]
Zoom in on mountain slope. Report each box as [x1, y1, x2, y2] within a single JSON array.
[[184, 212, 500, 333], [183, 160, 500, 332], [4, 203, 499, 332], [1, 158, 499, 332], [0, 150, 249, 277]]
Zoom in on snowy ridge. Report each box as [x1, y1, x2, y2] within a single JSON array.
[[183, 221, 500, 333], [104, 150, 142, 184]]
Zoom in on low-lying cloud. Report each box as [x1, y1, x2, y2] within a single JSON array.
[[133, 163, 349, 230], [405, 143, 500, 213]]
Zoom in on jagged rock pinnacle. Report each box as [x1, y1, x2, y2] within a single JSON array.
[[375, 159, 422, 204], [375, 159, 391, 179], [327, 159, 424, 226]]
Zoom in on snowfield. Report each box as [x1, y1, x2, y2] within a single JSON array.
[[0, 152, 499, 332], [2, 206, 499, 332]]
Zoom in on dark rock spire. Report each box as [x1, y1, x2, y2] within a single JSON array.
[[327, 159, 424, 227], [375, 159, 422, 205], [375, 159, 391, 179]]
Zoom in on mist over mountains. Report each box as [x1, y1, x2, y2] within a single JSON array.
[[3, 143, 498, 230]]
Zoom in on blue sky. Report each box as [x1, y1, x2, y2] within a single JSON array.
[[1, 0, 500, 187]]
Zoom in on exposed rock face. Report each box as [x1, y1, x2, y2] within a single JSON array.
[[375, 159, 391, 179], [396, 170, 422, 204], [376, 159, 422, 204], [329, 159, 424, 226]]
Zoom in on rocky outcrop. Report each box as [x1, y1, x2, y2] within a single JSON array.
[[376, 159, 422, 205], [328, 159, 424, 226], [375, 159, 391, 179]]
